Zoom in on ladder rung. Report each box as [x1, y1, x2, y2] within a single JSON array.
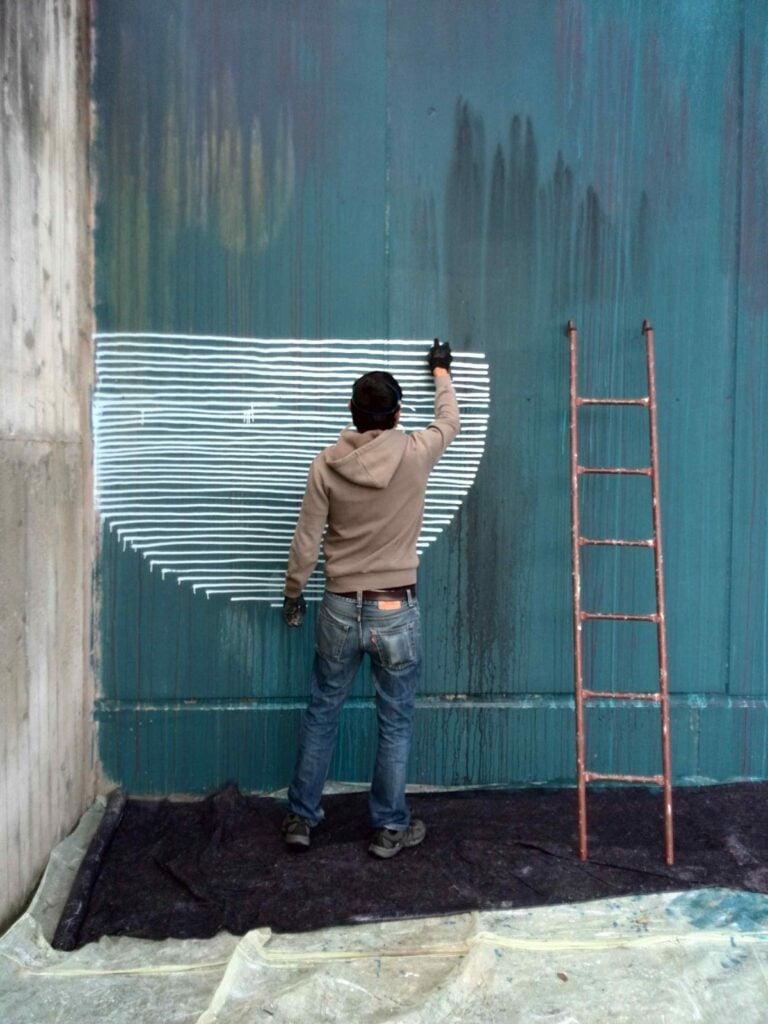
[[578, 466, 652, 476], [581, 612, 659, 622], [584, 772, 665, 785], [579, 537, 654, 547], [577, 397, 649, 406], [582, 689, 661, 702]]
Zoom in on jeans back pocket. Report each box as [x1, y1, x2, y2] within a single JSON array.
[[371, 621, 420, 670], [315, 605, 351, 662]]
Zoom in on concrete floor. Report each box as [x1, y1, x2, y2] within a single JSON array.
[[2, 797, 768, 1023]]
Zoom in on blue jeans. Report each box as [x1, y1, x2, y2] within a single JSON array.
[[287, 590, 421, 830]]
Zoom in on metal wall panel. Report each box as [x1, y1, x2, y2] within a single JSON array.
[[92, 0, 768, 794]]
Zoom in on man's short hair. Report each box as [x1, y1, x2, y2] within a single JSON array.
[[350, 371, 403, 432]]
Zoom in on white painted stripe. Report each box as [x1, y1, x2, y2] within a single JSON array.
[[95, 332, 488, 354]]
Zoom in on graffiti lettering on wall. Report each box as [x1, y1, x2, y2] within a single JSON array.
[[94, 334, 490, 602]]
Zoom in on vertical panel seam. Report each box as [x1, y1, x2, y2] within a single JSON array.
[[384, 0, 392, 342], [725, 9, 746, 699]]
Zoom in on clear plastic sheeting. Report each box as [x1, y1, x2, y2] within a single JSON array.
[[2, 799, 768, 1024], [0, 798, 238, 1024]]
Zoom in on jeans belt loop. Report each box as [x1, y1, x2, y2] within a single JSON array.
[[406, 587, 414, 608], [355, 591, 363, 622]]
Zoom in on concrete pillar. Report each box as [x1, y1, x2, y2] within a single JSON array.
[[0, 0, 94, 930]]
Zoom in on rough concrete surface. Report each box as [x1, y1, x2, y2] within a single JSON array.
[[0, 0, 94, 930]]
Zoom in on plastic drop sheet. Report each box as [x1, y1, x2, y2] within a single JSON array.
[[2, 798, 768, 1024]]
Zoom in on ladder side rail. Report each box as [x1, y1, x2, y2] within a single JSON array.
[[567, 321, 588, 861], [643, 321, 674, 865]]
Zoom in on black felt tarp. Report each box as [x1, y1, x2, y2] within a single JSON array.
[[54, 783, 768, 950]]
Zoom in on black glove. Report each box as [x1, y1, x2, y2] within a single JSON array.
[[428, 337, 453, 374], [282, 593, 307, 627]]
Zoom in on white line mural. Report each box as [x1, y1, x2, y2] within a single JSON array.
[[94, 335, 490, 603]]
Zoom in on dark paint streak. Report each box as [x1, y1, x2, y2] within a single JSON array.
[[551, 152, 575, 309], [407, 181, 440, 336], [439, 98, 665, 711], [577, 186, 602, 303], [445, 100, 485, 349]]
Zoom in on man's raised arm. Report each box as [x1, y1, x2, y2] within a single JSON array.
[[417, 338, 460, 464]]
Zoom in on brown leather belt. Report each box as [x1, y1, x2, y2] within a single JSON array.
[[331, 586, 416, 601]]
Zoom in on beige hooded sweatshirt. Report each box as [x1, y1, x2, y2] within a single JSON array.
[[284, 375, 460, 597]]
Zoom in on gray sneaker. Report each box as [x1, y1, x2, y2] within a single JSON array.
[[368, 818, 426, 859], [282, 813, 311, 848]]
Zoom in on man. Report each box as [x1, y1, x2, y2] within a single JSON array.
[[281, 339, 459, 858]]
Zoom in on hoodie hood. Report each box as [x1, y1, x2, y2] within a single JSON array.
[[325, 428, 408, 489]]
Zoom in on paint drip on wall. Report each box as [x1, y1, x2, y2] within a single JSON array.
[[94, 335, 490, 602]]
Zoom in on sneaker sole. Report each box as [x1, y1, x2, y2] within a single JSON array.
[[283, 832, 310, 848], [368, 842, 401, 859], [368, 828, 426, 859]]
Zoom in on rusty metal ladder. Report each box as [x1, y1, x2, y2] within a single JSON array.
[[566, 319, 673, 865]]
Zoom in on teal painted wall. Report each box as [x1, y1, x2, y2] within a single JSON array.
[[93, 0, 768, 794]]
